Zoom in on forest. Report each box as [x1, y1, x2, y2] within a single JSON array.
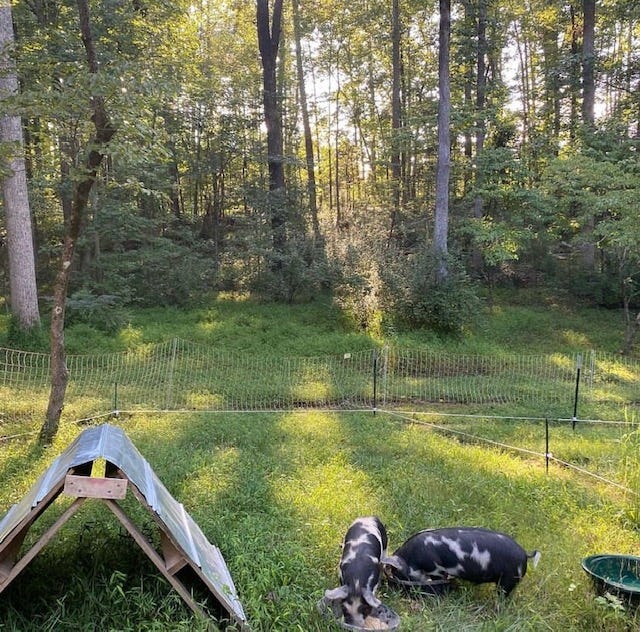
[[1, 0, 639, 350]]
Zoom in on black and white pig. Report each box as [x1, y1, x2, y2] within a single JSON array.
[[324, 516, 390, 628], [384, 526, 540, 596]]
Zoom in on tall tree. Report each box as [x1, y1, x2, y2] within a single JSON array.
[[471, 0, 487, 274], [389, 0, 402, 245], [434, 0, 451, 283], [256, 0, 287, 262], [582, 0, 596, 127], [0, 0, 40, 330], [292, 0, 321, 243], [40, 0, 116, 444], [578, 0, 597, 273]]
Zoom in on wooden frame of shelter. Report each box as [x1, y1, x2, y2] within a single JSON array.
[[0, 424, 248, 630]]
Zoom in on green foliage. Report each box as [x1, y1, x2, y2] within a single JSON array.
[[5, 315, 48, 352], [381, 251, 482, 336], [541, 129, 640, 306], [64, 289, 129, 333], [82, 234, 218, 308], [251, 236, 332, 304], [331, 243, 383, 334]]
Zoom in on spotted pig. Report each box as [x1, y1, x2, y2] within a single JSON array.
[[324, 516, 389, 627], [385, 526, 540, 596]]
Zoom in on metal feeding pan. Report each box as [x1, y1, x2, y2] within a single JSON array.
[[317, 595, 401, 631], [387, 575, 453, 596], [582, 554, 640, 601]]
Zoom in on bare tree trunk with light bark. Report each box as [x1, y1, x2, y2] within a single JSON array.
[[0, 0, 40, 331], [433, 0, 451, 284]]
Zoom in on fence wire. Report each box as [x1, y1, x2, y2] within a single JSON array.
[[1, 342, 638, 420]]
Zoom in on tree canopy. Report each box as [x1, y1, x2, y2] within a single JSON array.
[[0, 0, 638, 348]]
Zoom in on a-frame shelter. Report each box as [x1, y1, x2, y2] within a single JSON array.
[[0, 423, 248, 630]]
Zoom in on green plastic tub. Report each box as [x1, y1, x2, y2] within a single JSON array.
[[582, 554, 640, 600]]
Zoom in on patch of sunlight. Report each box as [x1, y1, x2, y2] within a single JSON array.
[[277, 411, 342, 441], [592, 387, 626, 403], [118, 324, 143, 347], [274, 457, 378, 526], [1, 387, 49, 412], [549, 352, 572, 368], [596, 360, 637, 383], [291, 380, 334, 401], [133, 415, 190, 445], [63, 395, 113, 414], [274, 412, 383, 534], [90, 458, 107, 477], [289, 364, 334, 402], [182, 447, 240, 501], [561, 330, 591, 348], [197, 320, 221, 333], [184, 390, 224, 408], [427, 430, 546, 480], [216, 291, 251, 302]]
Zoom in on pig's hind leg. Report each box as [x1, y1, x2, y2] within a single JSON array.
[[496, 574, 520, 596]]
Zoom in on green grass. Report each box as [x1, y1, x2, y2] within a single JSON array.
[[0, 288, 633, 357], [1, 290, 639, 629], [1, 412, 640, 631]]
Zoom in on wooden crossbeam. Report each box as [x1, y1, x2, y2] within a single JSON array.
[[64, 474, 127, 499]]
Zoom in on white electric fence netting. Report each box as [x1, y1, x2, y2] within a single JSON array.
[[1, 342, 638, 421]]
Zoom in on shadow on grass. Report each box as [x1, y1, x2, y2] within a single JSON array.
[[2, 412, 640, 631]]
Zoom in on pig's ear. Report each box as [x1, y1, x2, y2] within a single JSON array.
[[362, 589, 381, 608], [324, 585, 349, 601], [382, 554, 404, 570]]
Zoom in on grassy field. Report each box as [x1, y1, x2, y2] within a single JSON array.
[[1, 411, 639, 631], [0, 287, 634, 357], [1, 291, 640, 630]]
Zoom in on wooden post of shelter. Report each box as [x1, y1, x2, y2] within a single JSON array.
[[0, 424, 248, 630]]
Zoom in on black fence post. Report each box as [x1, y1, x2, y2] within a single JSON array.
[[373, 350, 378, 415], [572, 353, 582, 430]]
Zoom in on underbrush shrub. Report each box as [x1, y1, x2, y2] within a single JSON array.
[[380, 250, 482, 336], [331, 243, 383, 334], [5, 316, 49, 352], [84, 236, 217, 307], [64, 289, 129, 333], [251, 236, 332, 304]]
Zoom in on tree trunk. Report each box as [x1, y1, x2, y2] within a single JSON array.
[[569, 4, 580, 141], [389, 0, 402, 245], [471, 0, 487, 275], [582, 0, 596, 128], [541, 15, 561, 154], [256, 0, 286, 260], [0, 0, 40, 331], [40, 0, 116, 444], [433, 0, 451, 284], [579, 0, 596, 273], [292, 0, 321, 244]]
